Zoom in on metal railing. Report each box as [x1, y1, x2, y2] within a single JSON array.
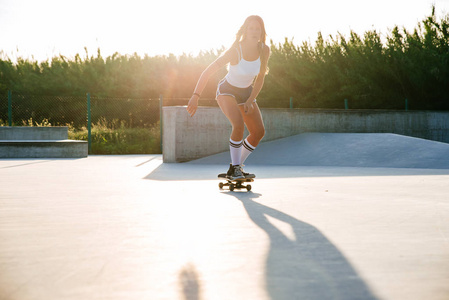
[[1, 90, 413, 154], [1, 92, 162, 154]]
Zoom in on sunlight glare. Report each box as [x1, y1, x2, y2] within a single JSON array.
[[1, 0, 449, 62]]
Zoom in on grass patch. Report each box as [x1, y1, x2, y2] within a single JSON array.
[[1, 117, 161, 154], [69, 118, 161, 154]]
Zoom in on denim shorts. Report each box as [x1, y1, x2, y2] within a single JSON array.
[[216, 79, 255, 105]]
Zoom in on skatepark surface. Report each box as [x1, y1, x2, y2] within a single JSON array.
[[1, 133, 448, 300]]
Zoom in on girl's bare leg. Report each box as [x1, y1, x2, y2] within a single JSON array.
[[239, 102, 265, 147], [217, 95, 245, 141]]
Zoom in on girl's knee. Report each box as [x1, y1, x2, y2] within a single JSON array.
[[247, 127, 265, 146], [260, 127, 266, 139], [254, 127, 265, 142], [232, 121, 245, 134]]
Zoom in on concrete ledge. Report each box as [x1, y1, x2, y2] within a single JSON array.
[[0, 140, 88, 158], [0, 126, 68, 140], [162, 106, 235, 163], [163, 106, 449, 163]]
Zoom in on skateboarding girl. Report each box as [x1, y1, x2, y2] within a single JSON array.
[[186, 15, 270, 180]]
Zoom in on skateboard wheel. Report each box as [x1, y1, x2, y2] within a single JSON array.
[[246, 185, 252, 191], [230, 183, 235, 191], [219, 182, 224, 189]]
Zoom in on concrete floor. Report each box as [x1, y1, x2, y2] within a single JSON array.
[[1, 133, 449, 300]]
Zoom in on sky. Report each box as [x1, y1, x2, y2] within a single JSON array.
[[1, 0, 449, 63]]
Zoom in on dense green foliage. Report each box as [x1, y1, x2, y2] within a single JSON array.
[[265, 6, 449, 110], [0, 49, 224, 100], [1, 7, 448, 110]]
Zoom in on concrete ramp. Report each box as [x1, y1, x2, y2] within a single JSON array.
[[190, 133, 449, 169]]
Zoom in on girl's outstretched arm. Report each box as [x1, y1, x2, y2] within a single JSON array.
[[186, 49, 235, 117]]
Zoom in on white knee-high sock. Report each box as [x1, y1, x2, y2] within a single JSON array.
[[241, 138, 256, 165], [229, 138, 243, 166]]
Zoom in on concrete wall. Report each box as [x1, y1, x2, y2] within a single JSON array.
[[0, 126, 68, 140], [0, 126, 87, 158], [162, 106, 449, 163], [0, 140, 88, 158]]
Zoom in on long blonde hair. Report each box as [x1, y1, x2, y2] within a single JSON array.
[[231, 15, 268, 74], [232, 15, 267, 48]]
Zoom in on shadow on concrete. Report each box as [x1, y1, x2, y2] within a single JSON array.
[[224, 191, 378, 300], [178, 263, 202, 300], [0, 158, 83, 169], [134, 155, 160, 167]]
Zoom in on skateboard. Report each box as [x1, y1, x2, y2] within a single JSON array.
[[218, 173, 254, 191]]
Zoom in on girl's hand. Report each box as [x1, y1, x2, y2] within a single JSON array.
[[186, 95, 199, 117], [244, 100, 254, 114]]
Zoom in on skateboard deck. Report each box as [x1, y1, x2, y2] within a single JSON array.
[[218, 173, 254, 191]]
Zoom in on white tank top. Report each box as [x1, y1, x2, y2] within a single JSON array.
[[225, 44, 261, 88]]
